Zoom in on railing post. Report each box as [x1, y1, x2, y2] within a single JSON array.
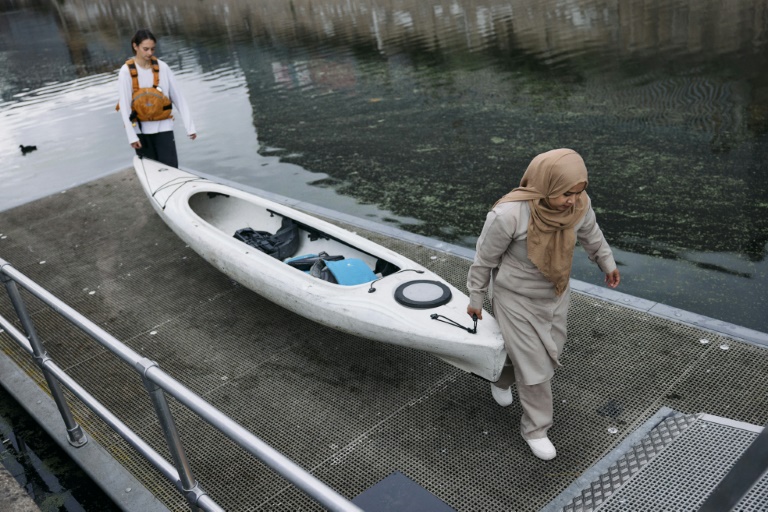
[[0, 269, 87, 447], [138, 358, 206, 511]]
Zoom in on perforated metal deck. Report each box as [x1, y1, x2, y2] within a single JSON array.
[[1, 169, 767, 511], [544, 410, 765, 511]]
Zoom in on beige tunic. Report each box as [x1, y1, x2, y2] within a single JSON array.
[[467, 199, 616, 385]]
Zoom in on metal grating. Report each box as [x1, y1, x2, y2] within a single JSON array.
[[561, 412, 700, 512], [598, 418, 761, 511], [556, 413, 764, 512], [1, 169, 768, 511], [736, 468, 768, 512]]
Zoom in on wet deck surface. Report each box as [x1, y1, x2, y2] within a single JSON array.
[[0, 169, 767, 511]]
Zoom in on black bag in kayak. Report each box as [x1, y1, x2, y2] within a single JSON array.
[[233, 218, 300, 260]]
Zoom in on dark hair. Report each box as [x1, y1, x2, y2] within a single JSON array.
[[131, 29, 157, 54]]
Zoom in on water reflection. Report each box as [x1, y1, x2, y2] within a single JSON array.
[[0, 0, 766, 331]]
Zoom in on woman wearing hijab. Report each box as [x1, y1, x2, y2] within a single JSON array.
[[117, 28, 197, 167], [466, 148, 620, 460]]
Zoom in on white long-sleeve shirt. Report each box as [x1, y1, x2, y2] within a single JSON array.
[[117, 58, 196, 144]]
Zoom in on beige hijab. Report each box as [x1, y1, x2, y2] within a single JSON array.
[[494, 148, 590, 295]]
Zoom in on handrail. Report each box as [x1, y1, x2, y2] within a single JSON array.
[[0, 315, 222, 510], [0, 258, 362, 512]]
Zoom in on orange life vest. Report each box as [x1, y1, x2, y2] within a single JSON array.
[[115, 56, 173, 124]]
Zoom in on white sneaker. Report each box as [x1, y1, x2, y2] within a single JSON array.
[[525, 437, 557, 460], [490, 383, 514, 407]]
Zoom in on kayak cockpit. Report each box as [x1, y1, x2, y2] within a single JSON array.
[[188, 191, 401, 285]]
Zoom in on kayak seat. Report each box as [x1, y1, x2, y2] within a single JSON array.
[[324, 259, 377, 286]]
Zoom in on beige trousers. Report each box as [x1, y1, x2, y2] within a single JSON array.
[[491, 286, 569, 441], [494, 360, 553, 440]]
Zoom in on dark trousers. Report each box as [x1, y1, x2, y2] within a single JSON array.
[[135, 131, 178, 168]]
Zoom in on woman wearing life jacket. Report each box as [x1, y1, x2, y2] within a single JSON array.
[[117, 29, 196, 167], [466, 148, 621, 460]]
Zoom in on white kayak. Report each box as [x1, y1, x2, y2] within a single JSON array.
[[133, 156, 505, 381]]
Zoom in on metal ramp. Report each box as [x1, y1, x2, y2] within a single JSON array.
[[543, 408, 767, 511]]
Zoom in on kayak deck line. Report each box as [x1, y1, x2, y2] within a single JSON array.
[[0, 167, 766, 511]]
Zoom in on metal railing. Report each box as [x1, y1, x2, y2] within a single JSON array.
[[0, 257, 362, 512]]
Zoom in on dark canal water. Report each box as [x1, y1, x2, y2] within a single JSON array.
[[0, 388, 119, 511], [1, 2, 767, 325]]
